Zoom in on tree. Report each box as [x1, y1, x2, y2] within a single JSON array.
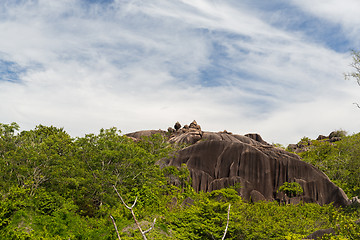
[[277, 182, 303, 198], [112, 185, 156, 240], [345, 50, 360, 108]]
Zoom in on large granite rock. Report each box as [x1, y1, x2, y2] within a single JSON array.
[[127, 121, 350, 206], [126, 130, 166, 139], [163, 133, 349, 206]]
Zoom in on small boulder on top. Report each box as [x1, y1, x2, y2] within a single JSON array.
[[189, 120, 201, 131], [174, 121, 181, 131]]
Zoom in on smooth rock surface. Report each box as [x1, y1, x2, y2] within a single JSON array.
[[163, 131, 349, 206]]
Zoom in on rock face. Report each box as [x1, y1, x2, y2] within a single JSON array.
[[127, 121, 350, 206], [244, 133, 269, 145], [126, 130, 166, 139], [163, 134, 349, 206]]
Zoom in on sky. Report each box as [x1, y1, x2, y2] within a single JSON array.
[[1, 0, 360, 145]]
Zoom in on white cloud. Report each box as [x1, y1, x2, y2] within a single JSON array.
[[290, 0, 360, 47], [0, 0, 358, 145]]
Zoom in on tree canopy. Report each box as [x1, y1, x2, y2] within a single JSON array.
[[0, 123, 359, 239]]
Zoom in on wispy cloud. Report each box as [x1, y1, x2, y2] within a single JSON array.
[[0, 0, 359, 144]]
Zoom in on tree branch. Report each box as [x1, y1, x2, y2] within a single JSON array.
[[113, 185, 137, 209], [110, 214, 121, 240], [143, 218, 157, 234], [113, 185, 156, 240], [221, 204, 231, 240]]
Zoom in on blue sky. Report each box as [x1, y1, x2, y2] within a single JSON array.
[[1, 0, 360, 145]]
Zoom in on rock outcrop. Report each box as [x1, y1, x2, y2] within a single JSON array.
[[167, 120, 204, 145], [126, 129, 166, 139], [127, 121, 350, 207], [288, 131, 346, 153]]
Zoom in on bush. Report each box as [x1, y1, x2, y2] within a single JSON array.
[[277, 182, 303, 197], [329, 130, 347, 139], [299, 133, 360, 198]]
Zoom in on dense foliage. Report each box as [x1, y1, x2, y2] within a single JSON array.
[[277, 182, 303, 198], [0, 123, 359, 239], [297, 133, 360, 198]]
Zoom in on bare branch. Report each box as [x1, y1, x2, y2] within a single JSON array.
[[113, 185, 137, 209], [129, 207, 146, 239], [221, 204, 231, 240], [143, 218, 157, 234], [110, 214, 122, 240], [353, 103, 360, 108], [132, 172, 142, 180], [345, 50, 360, 89], [113, 185, 156, 240]]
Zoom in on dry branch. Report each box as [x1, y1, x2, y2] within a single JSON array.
[[113, 185, 156, 240], [221, 204, 231, 240], [110, 214, 121, 240]]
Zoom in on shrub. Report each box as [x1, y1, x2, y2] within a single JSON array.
[[329, 130, 347, 139], [277, 182, 303, 197]]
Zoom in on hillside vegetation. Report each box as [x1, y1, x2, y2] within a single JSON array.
[[0, 123, 359, 239], [296, 132, 360, 199]]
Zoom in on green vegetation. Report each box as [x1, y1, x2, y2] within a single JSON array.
[[277, 182, 303, 198], [298, 133, 360, 198], [0, 123, 359, 239], [329, 130, 347, 139]]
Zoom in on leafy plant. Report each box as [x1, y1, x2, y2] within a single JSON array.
[[277, 182, 303, 198], [299, 133, 360, 198]]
